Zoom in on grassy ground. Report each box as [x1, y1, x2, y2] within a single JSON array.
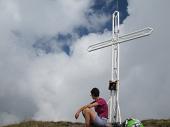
[[1, 119, 170, 127], [1, 121, 84, 127], [142, 119, 170, 127]]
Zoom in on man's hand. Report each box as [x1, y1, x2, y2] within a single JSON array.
[[75, 112, 80, 119]]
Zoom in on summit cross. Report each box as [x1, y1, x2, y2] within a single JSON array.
[[88, 11, 153, 124]]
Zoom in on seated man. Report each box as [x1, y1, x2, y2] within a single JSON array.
[[75, 88, 108, 127]]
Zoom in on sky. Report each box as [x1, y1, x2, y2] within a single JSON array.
[[0, 0, 170, 125]]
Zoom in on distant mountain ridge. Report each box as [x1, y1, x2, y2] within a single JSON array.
[[1, 119, 170, 127]]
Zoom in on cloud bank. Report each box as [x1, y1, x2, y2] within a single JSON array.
[[0, 0, 112, 125], [119, 0, 170, 120], [0, 0, 170, 126]]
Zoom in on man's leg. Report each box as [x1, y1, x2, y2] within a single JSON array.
[[82, 108, 96, 127]]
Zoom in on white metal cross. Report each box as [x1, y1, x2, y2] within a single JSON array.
[[88, 11, 153, 124]]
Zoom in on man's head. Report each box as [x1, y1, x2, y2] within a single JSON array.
[[91, 88, 100, 98]]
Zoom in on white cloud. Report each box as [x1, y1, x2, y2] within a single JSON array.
[[0, 0, 170, 125], [0, 0, 92, 44], [0, 112, 19, 126], [119, 0, 170, 120], [0, 0, 112, 125]]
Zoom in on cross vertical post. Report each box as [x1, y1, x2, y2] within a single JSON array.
[[109, 11, 121, 124]]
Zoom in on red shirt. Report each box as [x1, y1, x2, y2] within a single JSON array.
[[92, 98, 108, 118]]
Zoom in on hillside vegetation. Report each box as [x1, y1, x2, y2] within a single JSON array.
[[1, 121, 84, 127], [1, 119, 170, 127], [142, 119, 170, 127]]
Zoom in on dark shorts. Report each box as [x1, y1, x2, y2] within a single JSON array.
[[93, 115, 107, 126]]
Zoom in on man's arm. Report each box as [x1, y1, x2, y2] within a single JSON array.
[[79, 102, 98, 111], [75, 102, 98, 119]]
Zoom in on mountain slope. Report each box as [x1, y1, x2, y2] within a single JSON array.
[[1, 119, 170, 127]]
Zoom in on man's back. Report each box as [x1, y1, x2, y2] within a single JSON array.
[[94, 98, 108, 119]]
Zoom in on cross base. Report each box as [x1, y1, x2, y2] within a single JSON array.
[[108, 80, 121, 124]]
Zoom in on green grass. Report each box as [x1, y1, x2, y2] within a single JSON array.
[[142, 119, 170, 127], [1, 119, 170, 127], [2, 121, 84, 127]]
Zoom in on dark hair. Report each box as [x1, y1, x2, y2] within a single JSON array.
[[91, 88, 100, 97]]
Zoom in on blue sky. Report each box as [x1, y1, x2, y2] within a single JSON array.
[[33, 0, 129, 56], [0, 0, 170, 126]]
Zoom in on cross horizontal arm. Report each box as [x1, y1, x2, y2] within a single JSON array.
[[118, 27, 153, 44], [88, 39, 112, 52], [87, 27, 153, 52]]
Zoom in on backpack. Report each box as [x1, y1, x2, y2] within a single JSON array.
[[122, 118, 144, 127]]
